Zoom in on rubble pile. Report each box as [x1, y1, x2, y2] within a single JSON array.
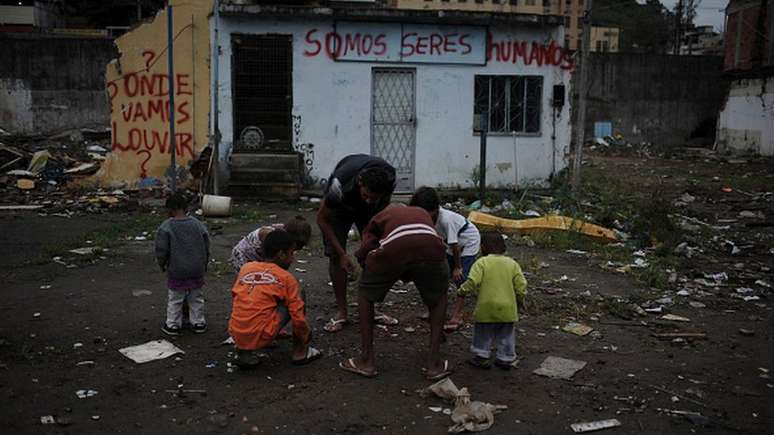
[[0, 129, 162, 214]]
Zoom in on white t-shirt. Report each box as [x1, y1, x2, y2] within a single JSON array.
[[436, 208, 481, 257]]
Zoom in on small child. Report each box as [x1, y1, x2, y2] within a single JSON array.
[[155, 192, 210, 336], [457, 231, 526, 370], [229, 216, 312, 272], [229, 230, 321, 369], [410, 186, 481, 331]]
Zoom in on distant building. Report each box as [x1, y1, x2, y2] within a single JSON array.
[[716, 0, 774, 155], [0, 0, 62, 31], [679, 25, 723, 56], [590, 26, 619, 52]]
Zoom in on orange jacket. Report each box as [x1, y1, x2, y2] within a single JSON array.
[[228, 262, 310, 350]]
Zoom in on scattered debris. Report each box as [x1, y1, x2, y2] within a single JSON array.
[[423, 377, 507, 433], [652, 333, 707, 340], [739, 328, 755, 336], [132, 289, 153, 297], [76, 389, 98, 399], [562, 322, 594, 336], [40, 415, 56, 425], [118, 340, 184, 364], [661, 314, 690, 322], [570, 418, 622, 433], [533, 356, 587, 380]]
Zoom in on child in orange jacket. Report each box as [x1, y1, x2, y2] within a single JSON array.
[[228, 230, 321, 369]]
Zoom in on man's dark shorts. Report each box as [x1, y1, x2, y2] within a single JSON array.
[[359, 260, 450, 307], [322, 211, 370, 257]]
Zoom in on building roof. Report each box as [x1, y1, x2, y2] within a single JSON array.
[[217, 3, 563, 26]]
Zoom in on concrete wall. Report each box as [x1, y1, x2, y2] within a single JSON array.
[[716, 77, 774, 155], [96, 0, 213, 187], [582, 53, 727, 145], [214, 18, 573, 190], [0, 33, 116, 135]]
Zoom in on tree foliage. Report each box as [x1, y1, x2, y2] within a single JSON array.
[[593, 0, 675, 53]]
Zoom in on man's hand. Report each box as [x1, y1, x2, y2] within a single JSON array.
[[452, 267, 464, 284], [338, 254, 355, 273]]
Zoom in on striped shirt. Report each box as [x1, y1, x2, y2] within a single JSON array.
[[355, 206, 446, 274]]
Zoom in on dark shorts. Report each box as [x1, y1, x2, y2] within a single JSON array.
[[359, 260, 450, 307], [447, 254, 477, 285], [322, 212, 370, 257]]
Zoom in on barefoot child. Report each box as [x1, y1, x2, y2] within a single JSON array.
[[155, 192, 210, 336], [457, 231, 526, 370], [410, 187, 480, 331], [229, 230, 321, 369]]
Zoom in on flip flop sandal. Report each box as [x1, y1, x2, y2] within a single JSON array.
[[374, 313, 399, 325], [443, 321, 463, 332], [339, 357, 378, 378], [323, 318, 347, 333], [424, 359, 453, 381], [292, 346, 323, 366]]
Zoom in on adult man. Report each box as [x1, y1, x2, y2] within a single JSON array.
[[338, 204, 452, 380], [316, 154, 396, 332]]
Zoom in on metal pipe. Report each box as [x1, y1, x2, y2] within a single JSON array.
[[167, 4, 177, 192], [479, 111, 487, 201], [211, 0, 220, 195]]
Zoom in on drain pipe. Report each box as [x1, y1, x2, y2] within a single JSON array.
[[512, 130, 518, 188], [211, 0, 221, 195]]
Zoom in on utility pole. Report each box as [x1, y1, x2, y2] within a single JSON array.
[[674, 0, 683, 54], [570, 0, 593, 191], [167, 4, 177, 192]]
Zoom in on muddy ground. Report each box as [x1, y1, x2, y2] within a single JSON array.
[[1, 151, 772, 434]]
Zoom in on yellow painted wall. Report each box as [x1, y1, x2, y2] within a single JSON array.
[[591, 26, 620, 52], [96, 0, 212, 187]]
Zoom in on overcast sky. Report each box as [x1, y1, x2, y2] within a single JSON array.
[[659, 0, 729, 31]]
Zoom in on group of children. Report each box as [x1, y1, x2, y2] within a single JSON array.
[[153, 186, 527, 375]]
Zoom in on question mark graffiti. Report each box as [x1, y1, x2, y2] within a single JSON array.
[[142, 50, 156, 71], [136, 150, 152, 178]]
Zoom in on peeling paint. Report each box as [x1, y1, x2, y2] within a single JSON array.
[[95, 0, 213, 187]]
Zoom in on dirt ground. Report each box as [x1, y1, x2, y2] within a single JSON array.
[[1, 151, 772, 434]]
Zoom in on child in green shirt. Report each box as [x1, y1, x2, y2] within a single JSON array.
[[456, 231, 527, 370]]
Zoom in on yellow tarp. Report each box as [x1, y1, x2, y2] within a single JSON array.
[[468, 211, 619, 243]]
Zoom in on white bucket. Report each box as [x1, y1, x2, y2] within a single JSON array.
[[202, 194, 232, 217]]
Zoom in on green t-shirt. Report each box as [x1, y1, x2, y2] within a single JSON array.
[[458, 254, 527, 323]]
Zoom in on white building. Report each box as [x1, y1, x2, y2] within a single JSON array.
[[212, 4, 573, 192]]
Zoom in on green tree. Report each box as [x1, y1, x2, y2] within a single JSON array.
[[593, 0, 674, 53]]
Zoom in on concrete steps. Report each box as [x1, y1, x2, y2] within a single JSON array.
[[228, 152, 302, 198]]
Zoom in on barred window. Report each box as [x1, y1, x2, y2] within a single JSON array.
[[474, 75, 543, 134]]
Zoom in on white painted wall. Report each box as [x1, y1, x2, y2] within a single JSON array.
[[0, 78, 33, 133], [213, 17, 572, 190], [717, 77, 774, 156]]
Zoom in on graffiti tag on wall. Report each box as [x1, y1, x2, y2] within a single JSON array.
[[301, 26, 575, 70], [107, 50, 195, 177]]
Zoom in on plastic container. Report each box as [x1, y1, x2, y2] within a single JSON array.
[[201, 194, 232, 217]]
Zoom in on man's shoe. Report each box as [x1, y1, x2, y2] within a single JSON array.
[[192, 323, 207, 334], [162, 324, 181, 336]]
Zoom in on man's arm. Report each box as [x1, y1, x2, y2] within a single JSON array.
[[316, 199, 354, 271], [354, 218, 381, 265]]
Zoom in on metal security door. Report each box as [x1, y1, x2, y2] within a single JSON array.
[[371, 68, 416, 192]]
